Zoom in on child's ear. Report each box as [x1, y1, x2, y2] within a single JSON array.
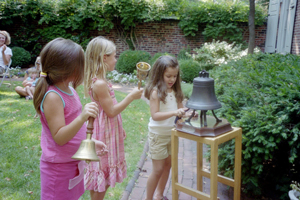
[[103, 54, 107, 62]]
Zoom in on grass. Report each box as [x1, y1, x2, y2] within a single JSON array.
[[0, 81, 151, 200]]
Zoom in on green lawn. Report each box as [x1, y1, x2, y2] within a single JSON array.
[[0, 81, 150, 200]]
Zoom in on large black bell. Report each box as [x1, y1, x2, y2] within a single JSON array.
[[185, 70, 222, 127], [186, 70, 221, 110]]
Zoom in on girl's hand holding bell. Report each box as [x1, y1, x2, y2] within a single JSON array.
[[80, 102, 99, 122]]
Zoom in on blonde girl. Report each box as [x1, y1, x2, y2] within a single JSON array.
[[15, 56, 42, 98], [33, 38, 107, 200], [144, 55, 185, 200], [84, 36, 143, 200]]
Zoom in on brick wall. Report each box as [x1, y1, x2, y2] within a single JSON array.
[[5, 19, 267, 57], [291, 1, 300, 54], [89, 19, 267, 57]]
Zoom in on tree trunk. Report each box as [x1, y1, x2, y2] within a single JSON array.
[[248, 0, 255, 54]]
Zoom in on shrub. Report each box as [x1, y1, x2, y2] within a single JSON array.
[[9, 66, 25, 77], [179, 59, 201, 83], [181, 82, 193, 99], [116, 50, 151, 74], [211, 53, 300, 199], [149, 52, 175, 67], [188, 40, 254, 71], [177, 46, 191, 60], [11, 47, 31, 68]]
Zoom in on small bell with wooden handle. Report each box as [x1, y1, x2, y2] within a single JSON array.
[[72, 118, 100, 164], [136, 62, 151, 89]]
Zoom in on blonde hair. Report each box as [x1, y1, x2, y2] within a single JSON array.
[[28, 67, 38, 74], [0, 31, 11, 45], [35, 56, 42, 72], [33, 38, 85, 114], [144, 55, 184, 104], [84, 36, 116, 97]]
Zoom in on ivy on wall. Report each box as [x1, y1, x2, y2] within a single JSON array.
[[178, 1, 266, 43], [0, 0, 267, 60]]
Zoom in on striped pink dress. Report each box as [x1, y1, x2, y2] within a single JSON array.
[[84, 79, 127, 192]]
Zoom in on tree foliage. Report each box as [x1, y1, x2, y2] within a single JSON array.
[[178, 1, 266, 43], [0, 0, 267, 60]]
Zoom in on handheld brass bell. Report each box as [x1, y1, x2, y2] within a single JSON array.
[[136, 62, 151, 89], [72, 118, 100, 164]]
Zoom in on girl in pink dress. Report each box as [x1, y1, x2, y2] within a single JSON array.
[[83, 36, 144, 200], [33, 38, 107, 200]]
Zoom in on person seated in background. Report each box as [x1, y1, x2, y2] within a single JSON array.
[[0, 30, 12, 73], [15, 56, 41, 97], [24, 67, 39, 100]]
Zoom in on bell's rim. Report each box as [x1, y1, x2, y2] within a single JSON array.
[[185, 103, 222, 110]]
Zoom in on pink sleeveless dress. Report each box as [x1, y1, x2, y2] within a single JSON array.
[[39, 86, 86, 200], [84, 78, 127, 192]]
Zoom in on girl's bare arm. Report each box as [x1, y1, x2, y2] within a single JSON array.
[[149, 90, 185, 121], [92, 79, 143, 118], [43, 92, 98, 146]]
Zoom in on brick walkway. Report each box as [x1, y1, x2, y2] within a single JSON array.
[[112, 84, 235, 200], [124, 139, 234, 200]]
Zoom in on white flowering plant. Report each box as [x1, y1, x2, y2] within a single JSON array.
[[290, 181, 300, 200], [291, 181, 300, 192], [107, 70, 141, 85]]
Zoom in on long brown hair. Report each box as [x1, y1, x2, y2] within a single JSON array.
[[144, 55, 184, 104], [33, 38, 85, 114]]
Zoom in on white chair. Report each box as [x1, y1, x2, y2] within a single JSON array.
[[0, 59, 12, 89]]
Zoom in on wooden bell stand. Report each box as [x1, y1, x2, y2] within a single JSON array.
[[171, 127, 242, 200]]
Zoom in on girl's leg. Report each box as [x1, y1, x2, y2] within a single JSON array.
[[146, 159, 166, 200], [90, 185, 110, 200], [15, 86, 28, 97], [27, 87, 34, 98], [29, 87, 35, 98], [154, 155, 172, 200]]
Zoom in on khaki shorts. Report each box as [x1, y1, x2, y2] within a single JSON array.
[[148, 132, 171, 160]]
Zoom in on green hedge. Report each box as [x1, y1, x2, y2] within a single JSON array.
[[116, 50, 151, 74], [149, 52, 175, 66], [11, 47, 31, 68], [179, 59, 201, 83], [211, 53, 300, 199]]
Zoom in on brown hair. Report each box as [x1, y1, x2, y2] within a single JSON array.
[[33, 38, 84, 114], [0, 31, 11, 45], [144, 55, 184, 104]]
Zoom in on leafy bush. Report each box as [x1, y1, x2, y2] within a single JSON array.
[[149, 52, 175, 66], [9, 66, 25, 77], [177, 46, 191, 60], [179, 59, 201, 83], [181, 82, 193, 99], [211, 53, 300, 199], [188, 40, 258, 71], [116, 50, 151, 74], [11, 47, 31, 68], [178, 1, 266, 43]]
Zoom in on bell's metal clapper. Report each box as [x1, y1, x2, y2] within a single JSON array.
[[72, 118, 100, 164], [175, 70, 232, 137]]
